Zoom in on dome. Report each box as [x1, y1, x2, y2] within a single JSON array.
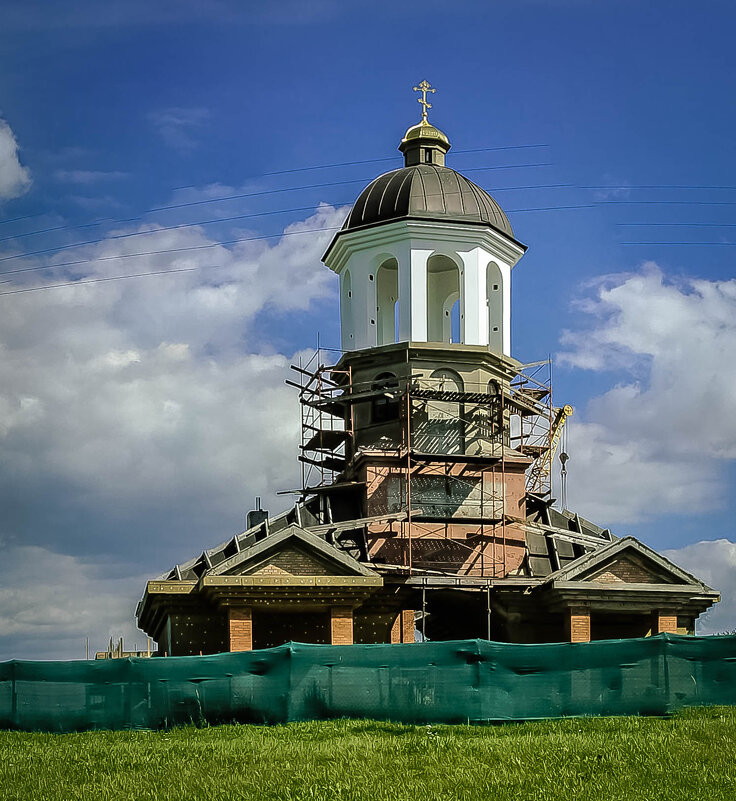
[[342, 165, 514, 238], [401, 121, 450, 147]]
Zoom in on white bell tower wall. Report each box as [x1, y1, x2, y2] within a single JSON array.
[[325, 220, 525, 356]]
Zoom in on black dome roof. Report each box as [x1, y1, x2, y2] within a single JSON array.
[[343, 165, 513, 238]]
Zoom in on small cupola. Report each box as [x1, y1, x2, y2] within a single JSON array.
[[398, 81, 451, 166]]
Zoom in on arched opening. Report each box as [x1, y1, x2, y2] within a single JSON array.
[[427, 254, 460, 344], [376, 258, 399, 346], [451, 297, 461, 343], [485, 380, 502, 445], [418, 368, 465, 454], [371, 372, 401, 424], [486, 261, 503, 352], [340, 269, 353, 348]]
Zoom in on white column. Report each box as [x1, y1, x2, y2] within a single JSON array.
[[500, 261, 512, 356], [396, 242, 412, 343], [408, 248, 432, 342], [459, 248, 486, 346], [346, 255, 374, 350]]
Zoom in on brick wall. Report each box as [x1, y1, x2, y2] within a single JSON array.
[[655, 610, 678, 634], [250, 546, 335, 576], [591, 556, 662, 585], [566, 607, 591, 643], [228, 607, 253, 652], [390, 610, 415, 643], [330, 606, 354, 645]]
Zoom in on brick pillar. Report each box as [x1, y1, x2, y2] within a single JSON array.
[[228, 607, 253, 652], [390, 610, 415, 643], [655, 610, 678, 634], [566, 606, 591, 643], [331, 606, 354, 645]]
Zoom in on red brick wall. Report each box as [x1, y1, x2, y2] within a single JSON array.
[[655, 611, 678, 634], [228, 607, 253, 652], [361, 461, 527, 578], [249, 546, 335, 576], [390, 610, 415, 643], [591, 557, 662, 585], [566, 607, 591, 643], [330, 606, 354, 645]]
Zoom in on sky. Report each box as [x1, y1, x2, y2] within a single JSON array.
[[1, 0, 735, 659]]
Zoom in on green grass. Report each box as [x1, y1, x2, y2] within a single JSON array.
[[2, 708, 735, 800]]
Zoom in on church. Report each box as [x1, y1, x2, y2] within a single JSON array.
[[136, 84, 718, 655]]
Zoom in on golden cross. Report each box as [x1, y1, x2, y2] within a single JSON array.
[[413, 80, 436, 123]]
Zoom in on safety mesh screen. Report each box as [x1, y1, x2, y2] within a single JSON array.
[[1, 634, 735, 732]]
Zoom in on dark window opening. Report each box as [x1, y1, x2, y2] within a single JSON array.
[[371, 372, 401, 423], [424, 149, 432, 164]]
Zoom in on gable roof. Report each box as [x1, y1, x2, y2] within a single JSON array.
[[541, 536, 714, 590], [206, 523, 378, 579]]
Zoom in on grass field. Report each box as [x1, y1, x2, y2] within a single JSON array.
[[1, 708, 735, 800]]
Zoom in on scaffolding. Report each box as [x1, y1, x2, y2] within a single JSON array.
[[290, 350, 558, 579]]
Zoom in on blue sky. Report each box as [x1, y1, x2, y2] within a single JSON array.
[[1, 0, 735, 658]]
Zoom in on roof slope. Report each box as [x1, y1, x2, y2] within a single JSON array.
[[343, 165, 514, 238]]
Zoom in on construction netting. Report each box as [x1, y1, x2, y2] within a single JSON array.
[[1, 634, 735, 732]]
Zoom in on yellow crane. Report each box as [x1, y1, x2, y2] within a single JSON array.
[[526, 404, 573, 495]]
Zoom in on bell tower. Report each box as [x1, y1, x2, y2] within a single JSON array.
[[323, 86, 525, 356], [297, 84, 552, 632]]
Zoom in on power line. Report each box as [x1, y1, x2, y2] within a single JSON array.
[[618, 222, 736, 227], [508, 203, 596, 213], [0, 199, 600, 276], [0, 226, 342, 278], [0, 203, 605, 296], [620, 241, 736, 246], [0, 184, 575, 264], [0, 165, 557, 247], [0, 266, 204, 297], [0, 203, 351, 263], [583, 185, 736, 191], [172, 143, 549, 187], [598, 200, 736, 206]]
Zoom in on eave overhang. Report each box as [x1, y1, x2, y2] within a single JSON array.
[[323, 217, 527, 274]]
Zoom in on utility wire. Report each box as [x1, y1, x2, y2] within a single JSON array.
[[0, 200, 598, 277], [0, 166, 558, 247], [620, 241, 736, 246], [618, 222, 736, 227], [171, 143, 549, 187], [0, 266, 204, 297], [583, 185, 736, 191], [0, 226, 342, 278], [0, 203, 351, 263], [599, 200, 736, 206], [0, 184, 574, 264]]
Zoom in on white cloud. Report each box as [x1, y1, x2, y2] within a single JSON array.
[[559, 264, 736, 524], [149, 107, 209, 154], [0, 545, 145, 660], [0, 204, 346, 657], [662, 540, 736, 635], [0, 119, 31, 200]]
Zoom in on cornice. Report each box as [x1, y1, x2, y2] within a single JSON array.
[[324, 218, 526, 274]]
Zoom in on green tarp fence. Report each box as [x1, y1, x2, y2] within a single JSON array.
[[2, 634, 736, 732]]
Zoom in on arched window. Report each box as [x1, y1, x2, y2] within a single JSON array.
[[426, 254, 460, 344], [422, 368, 464, 454], [376, 258, 399, 346], [486, 261, 503, 351], [340, 269, 353, 348], [371, 372, 401, 423], [484, 380, 502, 443]]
